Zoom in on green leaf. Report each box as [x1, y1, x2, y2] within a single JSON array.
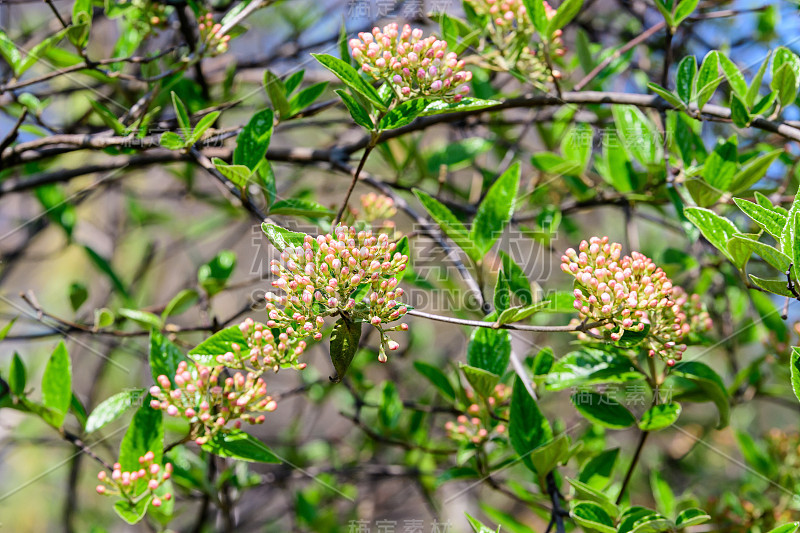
[[159, 131, 185, 150], [578, 448, 619, 490], [311, 53, 386, 111], [214, 160, 253, 189], [201, 430, 281, 462], [379, 381, 403, 428], [570, 392, 635, 429], [675, 508, 711, 528], [571, 502, 616, 533], [730, 149, 782, 194], [189, 111, 220, 144], [747, 51, 772, 107], [9, 352, 26, 396], [198, 250, 237, 296], [522, 0, 548, 34], [269, 199, 333, 218], [119, 397, 163, 473], [261, 223, 308, 251], [41, 342, 71, 427], [547, 0, 584, 36], [670, 361, 730, 428], [329, 316, 362, 382], [495, 302, 552, 326], [730, 94, 750, 128], [413, 361, 455, 401], [531, 433, 570, 479], [68, 282, 88, 312], [467, 327, 511, 376], [289, 82, 328, 115], [149, 330, 187, 386], [772, 63, 798, 108], [470, 162, 521, 257], [703, 135, 738, 192], [461, 364, 500, 399], [413, 189, 479, 262], [113, 497, 151, 525], [612, 105, 661, 165], [494, 270, 511, 313], [0, 317, 16, 340], [418, 97, 500, 117], [234, 108, 274, 171], [546, 348, 643, 391], [647, 83, 685, 109], [117, 308, 162, 330], [676, 56, 697, 104], [466, 513, 500, 533], [162, 289, 199, 319], [379, 98, 430, 130], [567, 477, 619, 518], [170, 91, 191, 135], [263, 70, 291, 119], [86, 389, 144, 433], [719, 54, 747, 98], [335, 89, 374, 129], [509, 375, 553, 473], [68, 0, 92, 48], [650, 471, 676, 522], [791, 211, 800, 283], [729, 235, 791, 272], [90, 100, 128, 135], [639, 403, 681, 431], [684, 207, 740, 263], [652, 0, 674, 25], [673, 0, 699, 25], [189, 324, 248, 365], [749, 274, 794, 297], [791, 347, 800, 404], [766, 523, 800, 533], [0, 30, 21, 74], [696, 50, 720, 110], [499, 250, 533, 305], [734, 197, 786, 239]]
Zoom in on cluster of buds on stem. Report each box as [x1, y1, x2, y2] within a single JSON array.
[[267, 224, 409, 362], [349, 23, 472, 102], [198, 13, 231, 55], [96, 452, 173, 507], [561, 236, 711, 364], [149, 361, 277, 444], [465, 0, 566, 81], [144, 2, 169, 31], [214, 318, 308, 371], [356, 193, 400, 239], [445, 384, 509, 445]]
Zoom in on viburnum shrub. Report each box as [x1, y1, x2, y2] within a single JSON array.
[[266, 224, 410, 362], [149, 361, 276, 444], [96, 452, 173, 508], [349, 23, 472, 101], [4, 0, 800, 532], [561, 236, 712, 364]]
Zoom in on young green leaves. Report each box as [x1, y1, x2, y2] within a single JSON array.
[[160, 92, 220, 150], [414, 162, 521, 263]]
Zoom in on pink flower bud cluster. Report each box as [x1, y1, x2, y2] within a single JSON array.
[[360, 193, 397, 223], [348, 23, 472, 102], [96, 451, 173, 508], [267, 225, 409, 362], [561, 236, 711, 363], [214, 317, 308, 372], [445, 384, 510, 445], [465, 0, 566, 81], [198, 13, 231, 55], [149, 361, 276, 444]]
